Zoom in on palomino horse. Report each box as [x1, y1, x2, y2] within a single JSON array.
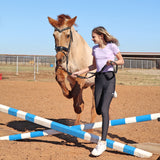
[[48, 14, 96, 125]]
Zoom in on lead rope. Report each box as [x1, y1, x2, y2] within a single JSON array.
[[75, 61, 118, 79]]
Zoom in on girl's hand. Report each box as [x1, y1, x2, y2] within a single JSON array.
[[71, 71, 80, 78], [106, 60, 112, 66]]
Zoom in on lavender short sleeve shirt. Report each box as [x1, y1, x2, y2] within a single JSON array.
[[92, 43, 120, 72]]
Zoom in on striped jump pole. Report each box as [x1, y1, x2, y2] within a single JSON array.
[[0, 129, 60, 141], [1, 112, 160, 141], [109, 113, 160, 127], [75, 112, 160, 130], [0, 104, 152, 158]]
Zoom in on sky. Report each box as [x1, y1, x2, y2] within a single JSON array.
[[0, 0, 160, 55]]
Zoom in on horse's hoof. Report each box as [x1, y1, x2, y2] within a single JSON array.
[[63, 90, 73, 99], [74, 107, 82, 114]]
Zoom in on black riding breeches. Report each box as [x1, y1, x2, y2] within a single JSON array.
[[94, 71, 115, 141]]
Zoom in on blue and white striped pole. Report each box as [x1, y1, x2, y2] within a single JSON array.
[[109, 113, 160, 126], [0, 104, 152, 158], [0, 129, 60, 141], [0, 113, 159, 141], [75, 112, 160, 130]]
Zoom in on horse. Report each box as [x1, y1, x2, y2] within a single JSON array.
[[48, 14, 97, 125]]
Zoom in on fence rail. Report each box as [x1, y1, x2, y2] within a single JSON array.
[[0, 55, 55, 66], [0, 55, 56, 81], [0, 54, 159, 69], [124, 59, 157, 69], [0, 54, 159, 81]]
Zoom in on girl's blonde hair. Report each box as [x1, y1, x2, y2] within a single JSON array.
[[92, 26, 119, 46]]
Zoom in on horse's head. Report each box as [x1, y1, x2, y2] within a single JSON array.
[[48, 14, 77, 67]]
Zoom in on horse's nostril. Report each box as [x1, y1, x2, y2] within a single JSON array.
[[56, 56, 66, 65], [56, 59, 62, 65]]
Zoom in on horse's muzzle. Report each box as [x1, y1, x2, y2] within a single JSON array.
[[56, 52, 66, 66]]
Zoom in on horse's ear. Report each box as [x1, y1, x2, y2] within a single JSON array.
[[48, 16, 58, 28], [67, 16, 77, 27]]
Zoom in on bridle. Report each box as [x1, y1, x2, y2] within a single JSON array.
[[54, 27, 73, 54], [54, 26, 73, 75], [54, 27, 118, 79]]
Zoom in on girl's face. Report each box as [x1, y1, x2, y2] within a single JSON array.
[[92, 32, 102, 44]]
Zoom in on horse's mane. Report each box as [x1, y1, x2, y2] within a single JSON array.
[[57, 14, 77, 27]]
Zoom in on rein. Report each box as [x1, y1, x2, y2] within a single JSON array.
[[66, 61, 118, 79], [54, 27, 118, 79], [85, 61, 118, 79]]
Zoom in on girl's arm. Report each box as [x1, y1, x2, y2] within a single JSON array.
[[107, 52, 124, 66], [115, 52, 124, 65]]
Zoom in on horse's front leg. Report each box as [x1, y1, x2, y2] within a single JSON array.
[[70, 80, 84, 125], [55, 67, 72, 99]]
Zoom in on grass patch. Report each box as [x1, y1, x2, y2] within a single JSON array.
[[0, 64, 54, 73], [117, 69, 160, 86]]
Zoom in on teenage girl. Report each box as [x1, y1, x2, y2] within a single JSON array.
[[72, 26, 124, 156]]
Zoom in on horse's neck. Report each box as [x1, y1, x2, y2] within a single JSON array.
[[69, 28, 92, 71]]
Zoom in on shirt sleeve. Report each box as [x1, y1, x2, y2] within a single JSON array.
[[111, 43, 120, 55]]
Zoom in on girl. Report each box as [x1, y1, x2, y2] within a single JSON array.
[[72, 26, 124, 156]]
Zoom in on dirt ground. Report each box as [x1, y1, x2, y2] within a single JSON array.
[[0, 79, 160, 160]]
